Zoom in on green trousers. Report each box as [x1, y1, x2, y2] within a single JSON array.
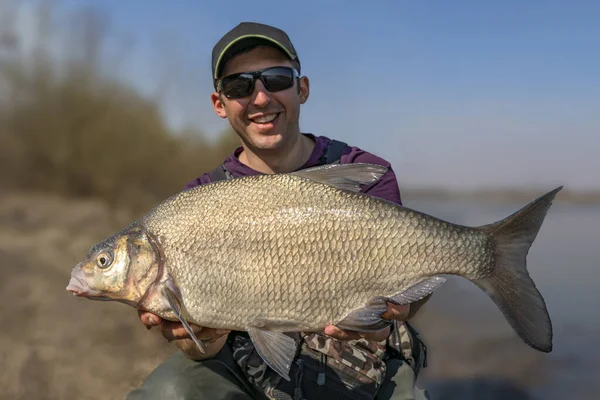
[[125, 345, 430, 400]]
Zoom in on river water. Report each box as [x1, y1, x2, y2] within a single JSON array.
[[400, 194, 599, 400]]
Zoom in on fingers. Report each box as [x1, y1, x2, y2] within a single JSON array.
[[324, 325, 391, 342], [324, 325, 362, 341], [324, 302, 410, 343], [160, 321, 231, 342], [381, 303, 410, 321], [137, 309, 230, 343], [138, 310, 162, 329], [160, 320, 201, 341]]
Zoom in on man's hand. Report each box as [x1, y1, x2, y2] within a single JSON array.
[[139, 310, 230, 360], [324, 295, 434, 343], [324, 303, 410, 342]]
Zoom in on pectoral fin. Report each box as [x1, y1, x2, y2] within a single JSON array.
[[162, 279, 205, 354], [336, 277, 447, 332], [247, 327, 298, 381]]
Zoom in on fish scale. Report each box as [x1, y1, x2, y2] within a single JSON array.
[[143, 173, 491, 331], [67, 163, 560, 381]]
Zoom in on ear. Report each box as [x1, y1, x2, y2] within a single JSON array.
[[211, 91, 228, 119], [299, 76, 310, 104]]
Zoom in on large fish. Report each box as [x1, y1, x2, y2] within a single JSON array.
[[66, 163, 560, 381]]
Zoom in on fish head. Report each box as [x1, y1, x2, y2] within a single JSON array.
[[66, 226, 162, 306]]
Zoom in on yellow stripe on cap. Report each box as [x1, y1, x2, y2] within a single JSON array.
[[213, 34, 296, 80]]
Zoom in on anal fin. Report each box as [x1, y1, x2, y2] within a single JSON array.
[[389, 276, 447, 305], [336, 277, 447, 332], [336, 298, 391, 332], [247, 327, 298, 382], [162, 278, 205, 354]]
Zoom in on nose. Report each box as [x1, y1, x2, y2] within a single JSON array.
[[251, 80, 271, 107]]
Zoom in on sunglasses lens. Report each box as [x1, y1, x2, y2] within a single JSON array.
[[219, 67, 296, 98], [221, 74, 254, 98], [261, 67, 295, 92]]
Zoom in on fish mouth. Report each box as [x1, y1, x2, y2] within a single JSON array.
[[66, 270, 102, 298]]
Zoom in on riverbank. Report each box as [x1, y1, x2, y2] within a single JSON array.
[[0, 190, 596, 399]]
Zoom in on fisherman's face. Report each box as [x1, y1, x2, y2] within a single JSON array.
[[211, 46, 309, 152]]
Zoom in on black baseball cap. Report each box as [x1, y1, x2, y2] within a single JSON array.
[[211, 22, 301, 83]]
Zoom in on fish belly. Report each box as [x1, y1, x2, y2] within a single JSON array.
[[146, 174, 492, 331]]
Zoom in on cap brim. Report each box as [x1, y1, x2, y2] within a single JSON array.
[[213, 35, 296, 80]]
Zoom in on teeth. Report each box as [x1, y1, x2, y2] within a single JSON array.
[[253, 114, 277, 123]]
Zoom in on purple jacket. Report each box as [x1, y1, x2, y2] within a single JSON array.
[[184, 134, 403, 206]]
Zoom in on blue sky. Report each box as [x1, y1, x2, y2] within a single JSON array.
[[50, 0, 598, 191]]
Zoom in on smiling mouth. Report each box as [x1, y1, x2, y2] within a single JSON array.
[[250, 113, 279, 124]]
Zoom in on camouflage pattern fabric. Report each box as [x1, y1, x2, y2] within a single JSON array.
[[230, 333, 283, 395], [301, 332, 387, 386], [229, 322, 420, 400]]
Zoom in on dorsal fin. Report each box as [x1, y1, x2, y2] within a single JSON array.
[[290, 163, 388, 193]]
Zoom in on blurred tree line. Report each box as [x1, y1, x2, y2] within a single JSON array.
[[0, 0, 240, 214]]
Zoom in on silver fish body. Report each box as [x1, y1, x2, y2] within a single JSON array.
[[146, 171, 490, 331], [67, 164, 560, 380]]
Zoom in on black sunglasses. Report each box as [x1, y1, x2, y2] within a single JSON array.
[[216, 66, 299, 99]]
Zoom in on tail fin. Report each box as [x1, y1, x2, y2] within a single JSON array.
[[475, 186, 562, 353]]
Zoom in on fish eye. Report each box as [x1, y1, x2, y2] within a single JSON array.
[[96, 252, 112, 269]]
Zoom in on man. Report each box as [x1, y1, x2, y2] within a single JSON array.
[[127, 22, 431, 400]]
